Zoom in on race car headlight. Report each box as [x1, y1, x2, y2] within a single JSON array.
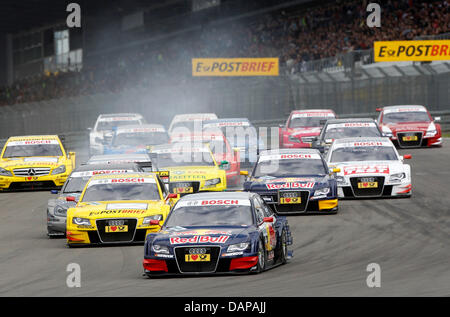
[[205, 178, 221, 187], [142, 214, 163, 225], [52, 165, 66, 175], [288, 135, 301, 143], [381, 125, 393, 137], [313, 187, 330, 197], [152, 244, 170, 254], [425, 129, 437, 137], [0, 167, 12, 177], [72, 217, 91, 226], [54, 205, 68, 217], [389, 173, 406, 182], [335, 176, 347, 185], [227, 242, 250, 252]]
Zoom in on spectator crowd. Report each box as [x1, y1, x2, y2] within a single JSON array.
[[1, 0, 449, 106]]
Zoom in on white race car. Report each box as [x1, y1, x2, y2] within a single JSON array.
[[325, 137, 412, 198], [88, 113, 145, 156], [168, 113, 218, 135]]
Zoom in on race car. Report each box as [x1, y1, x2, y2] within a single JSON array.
[[86, 153, 156, 172], [170, 131, 242, 186], [243, 149, 339, 214], [312, 118, 383, 154], [203, 118, 265, 166], [88, 113, 145, 156], [376, 105, 442, 148], [0, 135, 76, 191], [150, 144, 228, 194], [103, 124, 170, 155], [168, 113, 218, 135], [66, 172, 178, 246], [325, 137, 412, 198], [47, 162, 142, 237], [143, 192, 293, 276], [280, 109, 336, 148]]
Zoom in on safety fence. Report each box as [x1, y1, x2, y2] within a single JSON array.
[[0, 61, 449, 140]]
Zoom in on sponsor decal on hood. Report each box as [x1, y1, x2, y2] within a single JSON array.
[[343, 165, 390, 175]]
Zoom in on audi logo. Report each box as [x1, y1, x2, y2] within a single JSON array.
[[189, 248, 207, 254], [360, 177, 375, 183], [108, 220, 125, 226], [281, 193, 298, 198]]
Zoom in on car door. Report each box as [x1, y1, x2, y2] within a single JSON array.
[[254, 196, 277, 255]]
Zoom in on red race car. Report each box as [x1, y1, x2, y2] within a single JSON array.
[[376, 105, 442, 148], [171, 131, 242, 186], [280, 109, 336, 148]]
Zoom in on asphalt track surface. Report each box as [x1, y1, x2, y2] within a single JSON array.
[[0, 141, 449, 297]]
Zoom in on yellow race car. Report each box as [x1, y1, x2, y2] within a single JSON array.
[[150, 144, 228, 195], [0, 135, 75, 191], [66, 172, 178, 246]]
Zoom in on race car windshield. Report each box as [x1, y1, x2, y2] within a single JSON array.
[[330, 147, 398, 162], [96, 120, 141, 131], [3, 144, 63, 158], [81, 183, 160, 201], [324, 126, 381, 140], [113, 132, 169, 147], [155, 152, 214, 168], [289, 117, 327, 128], [171, 120, 204, 132], [383, 112, 430, 123], [254, 159, 326, 177], [165, 205, 253, 227], [63, 177, 89, 193]]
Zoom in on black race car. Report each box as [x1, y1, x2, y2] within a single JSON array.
[[243, 149, 339, 215], [143, 192, 293, 276]]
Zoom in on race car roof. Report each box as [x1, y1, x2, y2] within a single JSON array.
[[325, 118, 375, 124], [204, 118, 251, 124], [382, 105, 426, 111], [7, 135, 60, 141], [178, 191, 256, 202], [73, 162, 140, 172], [151, 143, 211, 153], [291, 109, 335, 114], [87, 153, 151, 163], [88, 172, 158, 181], [172, 113, 218, 121], [99, 113, 143, 119], [115, 124, 166, 132], [259, 148, 322, 156], [332, 137, 393, 147]]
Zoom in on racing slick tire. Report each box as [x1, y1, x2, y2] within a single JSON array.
[[256, 238, 267, 273], [278, 228, 288, 264]]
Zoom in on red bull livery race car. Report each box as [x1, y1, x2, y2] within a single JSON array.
[[143, 192, 292, 276]]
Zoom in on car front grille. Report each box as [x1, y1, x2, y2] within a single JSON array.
[[397, 132, 423, 148], [350, 177, 385, 197], [273, 190, 310, 214], [169, 182, 200, 194], [174, 246, 221, 273], [96, 218, 137, 243], [13, 167, 51, 176]]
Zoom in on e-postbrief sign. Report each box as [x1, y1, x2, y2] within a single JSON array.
[[374, 40, 450, 62], [192, 58, 279, 76]]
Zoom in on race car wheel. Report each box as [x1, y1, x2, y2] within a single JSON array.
[[256, 238, 266, 273], [279, 228, 288, 264]]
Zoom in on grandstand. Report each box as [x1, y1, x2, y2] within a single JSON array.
[[0, 0, 449, 106]]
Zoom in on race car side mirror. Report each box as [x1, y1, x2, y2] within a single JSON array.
[[51, 190, 59, 194], [240, 170, 249, 176], [166, 193, 178, 200], [66, 196, 77, 202], [376, 108, 382, 112], [434, 116, 441, 122], [403, 154, 412, 160], [263, 217, 274, 223], [332, 168, 341, 173]]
